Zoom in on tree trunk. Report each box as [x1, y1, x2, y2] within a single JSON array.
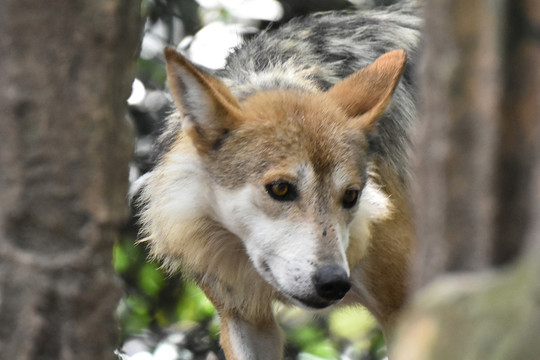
[[411, 0, 502, 288], [0, 1, 140, 359], [392, 0, 540, 358]]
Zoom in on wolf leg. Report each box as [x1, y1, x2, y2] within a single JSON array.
[[219, 310, 283, 360]]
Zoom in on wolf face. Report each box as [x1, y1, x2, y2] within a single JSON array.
[[153, 49, 407, 309], [206, 91, 368, 308]]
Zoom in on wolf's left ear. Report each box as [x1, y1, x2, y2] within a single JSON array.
[[164, 48, 244, 152], [327, 49, 407, 130]]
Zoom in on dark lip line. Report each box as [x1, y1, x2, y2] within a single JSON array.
[[291, 295, 333, 309]]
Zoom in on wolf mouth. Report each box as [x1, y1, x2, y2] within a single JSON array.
[[291, 296, 334, 309]]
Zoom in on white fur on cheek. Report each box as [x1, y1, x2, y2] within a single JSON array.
[[247, 216, 319, 291], [350, 177, 393, 254], [210, 185, 322, 297], [155, 151, 209, 220], [210, 185, 258, 239], [359, 177, 392, 220]]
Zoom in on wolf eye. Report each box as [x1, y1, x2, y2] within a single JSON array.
[[342, 189, 359, 209], [266, 181, 297, 201]]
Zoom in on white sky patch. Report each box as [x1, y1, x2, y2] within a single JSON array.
[[196, 0, 283, 21], [127, 78, 146, 106], [140, 18, 183, 60], [153, 343, 180, 360], [225, 0, 283, 21], [185, 22, 245, 69]]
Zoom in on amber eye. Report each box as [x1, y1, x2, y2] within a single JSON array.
[[342, 189, 359, 209], [272, 182, 288, 196], [266, 181, 297, 201]]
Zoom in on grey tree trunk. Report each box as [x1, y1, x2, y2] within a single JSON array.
[[411, 0, 501, 287], [392, 0, 540, 358], [0, 1, 140, 359]]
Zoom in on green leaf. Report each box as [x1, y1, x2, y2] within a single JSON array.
[[369, 330, 387, 359], [113, 242, 130, 274], [208, 316, 221, 339], [288, 325, 326, 348], [328, 307, 376, 342], [303, 339, 339, 359], [118, 296, 152, 335], [177, 282, 216, 322], [137, 58, 167, 85], [138, 262, 165, 297]]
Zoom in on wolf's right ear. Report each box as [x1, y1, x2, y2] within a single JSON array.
[[327, 49, 407, 131], [164, 48, 244, 152]]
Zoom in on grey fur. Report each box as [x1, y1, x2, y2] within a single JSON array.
[[217, 3, 421, 96]]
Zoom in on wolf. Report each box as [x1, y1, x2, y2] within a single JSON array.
[[137, 2, 421, 359]]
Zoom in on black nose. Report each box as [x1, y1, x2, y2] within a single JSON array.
[[313, 265, 351, 301]]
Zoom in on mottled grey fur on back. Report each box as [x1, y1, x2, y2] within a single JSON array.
[[217, 2, 421, 96]]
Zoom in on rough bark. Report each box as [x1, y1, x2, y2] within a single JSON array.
[[495, 0, 540, 263], [0, 1, 140, 359], [411, 0, 502, 288], [392, 0, 540, 358]]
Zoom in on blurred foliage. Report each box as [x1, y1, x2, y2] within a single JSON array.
[[136, 58, 168, 89], [118, 0, 389, 358], [144, 0, 201, 35]]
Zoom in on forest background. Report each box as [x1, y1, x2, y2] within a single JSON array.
[[0, 0, 539, 360]]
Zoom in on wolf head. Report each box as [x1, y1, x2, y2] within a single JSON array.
[[158, 48, 406, 309]]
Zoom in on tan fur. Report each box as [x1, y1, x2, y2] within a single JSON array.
[[140, 48, 413, 358], [140, 146, 278, 320], [349, 161, 414, 333], [328, 49, 407, 128]]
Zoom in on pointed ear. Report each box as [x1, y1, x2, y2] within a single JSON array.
[[327, 49, 407, 130], [164, 48, 244, 152]]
